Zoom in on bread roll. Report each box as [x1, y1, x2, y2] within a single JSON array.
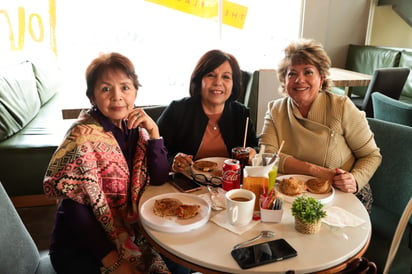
[[279, 177, 305, 196], [306, 178, 332, 194]]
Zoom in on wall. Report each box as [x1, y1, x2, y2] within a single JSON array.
[[370, 5, 412, 47], [301, 0, 371, 68], [255, 0, 372, 132]]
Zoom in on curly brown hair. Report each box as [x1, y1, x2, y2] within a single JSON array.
[[277, 39, 333, 95]]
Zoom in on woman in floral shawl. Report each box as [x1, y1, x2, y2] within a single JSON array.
[[44, 53, 182, 274]]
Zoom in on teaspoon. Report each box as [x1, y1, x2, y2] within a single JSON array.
[[233, 230, 276, 249]]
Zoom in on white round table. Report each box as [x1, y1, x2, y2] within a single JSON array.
[[139, 183, 371, 274]]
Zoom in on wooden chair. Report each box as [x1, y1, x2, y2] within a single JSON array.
[[351, 67, 410, 117], [372, 92, 412, 126], [383, 198, 412, 274]]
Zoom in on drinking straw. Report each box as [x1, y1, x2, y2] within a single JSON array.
[[277, 140, 285, 155], [242, 117, 249, 148]]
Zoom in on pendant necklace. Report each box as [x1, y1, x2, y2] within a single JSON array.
[[208, 121, 218, 130]]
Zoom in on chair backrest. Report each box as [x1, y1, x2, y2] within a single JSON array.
[[62, 105, 167, 121], [0, 182, 41, 274], [361, 67, 410, 117], [237, 70, 252, 104], [243, 70, 260, 128], [383, 198, 412, 274], [372, 92, 412, 126], [367, 118, 412, 219]]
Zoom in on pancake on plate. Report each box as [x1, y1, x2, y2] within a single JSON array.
[[153, 198, 182, 217], [193, 160, 218, 172], [177, 204, 201, 219], [306, 178, 332, 194], [279, 177, 306, 196], [153, 198, 201, 219]]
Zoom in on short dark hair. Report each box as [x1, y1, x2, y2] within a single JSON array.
[[189, 49, 241, 102], [85, 52, 140, 101]]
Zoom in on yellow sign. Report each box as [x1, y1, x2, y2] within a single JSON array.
[[0, 0, 57, 55], [146, 0, 248, 29]]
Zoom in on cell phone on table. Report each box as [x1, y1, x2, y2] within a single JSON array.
[[170, 173, 202, 193], [231, 238, 297, 269]]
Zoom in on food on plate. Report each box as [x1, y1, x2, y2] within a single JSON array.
[[193, 160, 218, 172], [306, 178, 332, 194], [211, 169, 223, 177], [153, 198, 183, 217], [279, 177, 306, 196], [177, 204, 201, 219], [153, 198, 200, 219]]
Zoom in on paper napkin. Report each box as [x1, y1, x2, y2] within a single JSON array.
[[322, 206, 366, 227], [210, 210, 259, 235]]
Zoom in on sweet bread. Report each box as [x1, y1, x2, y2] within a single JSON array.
[[193, 160, 218, 172], [153, 198, 200, 219], [306, 178, 332, 194], [279, 177, 306, 196], [177, 204, 201, 219], [153, 198, 182, 217]]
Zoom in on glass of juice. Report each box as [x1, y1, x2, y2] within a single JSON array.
[[268, 154, 280, 193]]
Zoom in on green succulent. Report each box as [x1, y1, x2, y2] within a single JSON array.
[[291, 196, 327, 224]]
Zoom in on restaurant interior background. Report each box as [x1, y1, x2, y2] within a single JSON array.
[[1, 0, 411, 129]]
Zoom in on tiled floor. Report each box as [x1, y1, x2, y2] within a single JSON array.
[[17, 204, 58, 251]]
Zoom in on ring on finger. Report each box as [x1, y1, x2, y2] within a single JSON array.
[[136, 112, 141, 118]]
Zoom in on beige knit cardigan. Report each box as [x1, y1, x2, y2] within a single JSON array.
[[259, 91, 382, 189]]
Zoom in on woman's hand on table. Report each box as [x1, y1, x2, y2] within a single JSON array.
[[308, 165, 357, 193], [172, 153, 193, 172], [332, 168, 357, 193], [126, 108, 160, 139]]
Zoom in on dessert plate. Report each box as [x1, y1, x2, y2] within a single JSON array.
[[140, 193, 211, 233], [276, 174, 335, 204]]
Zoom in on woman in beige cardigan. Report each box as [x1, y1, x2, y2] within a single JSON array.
[[259, 39, 382, 212]]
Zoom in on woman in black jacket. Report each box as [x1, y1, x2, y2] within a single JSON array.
[[158, 49, 258, 172]]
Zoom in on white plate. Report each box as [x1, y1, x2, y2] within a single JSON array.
[[276, 174, 335, 205], [191, 157, 229, 178], [139, 193, 211, 233]]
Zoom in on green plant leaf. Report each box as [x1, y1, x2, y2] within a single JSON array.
[[291, 196, 326, 224]]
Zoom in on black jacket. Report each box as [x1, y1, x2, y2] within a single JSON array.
[[157, 96, 258, 163]]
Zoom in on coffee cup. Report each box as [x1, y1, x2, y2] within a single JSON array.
[[225, 189, 255, 226]]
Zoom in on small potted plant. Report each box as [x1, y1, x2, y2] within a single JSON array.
[[291, 196, 327, 234]]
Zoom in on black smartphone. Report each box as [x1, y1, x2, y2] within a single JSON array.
[[231, 238, 297, 269], [170, 173, 202, 193]]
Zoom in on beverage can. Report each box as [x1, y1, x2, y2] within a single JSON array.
[[222, 159, 241, 191]]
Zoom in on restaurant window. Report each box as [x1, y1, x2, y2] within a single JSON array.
[[1, 0, 302, 108]]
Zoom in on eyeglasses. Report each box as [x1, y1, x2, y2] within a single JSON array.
[[192, 173, 222, 186]]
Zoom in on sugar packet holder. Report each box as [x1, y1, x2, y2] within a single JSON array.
[[260, 207, 283, 222], [260, 196, 283, 223]]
